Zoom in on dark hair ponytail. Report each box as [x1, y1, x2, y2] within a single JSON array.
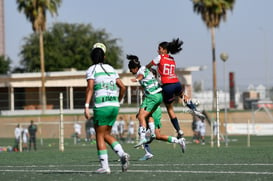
[[159, 38, 183, 54], [90, 48, 105, 64], [127, 54, 141, 69]]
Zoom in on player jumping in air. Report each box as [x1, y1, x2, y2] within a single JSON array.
[[146, 38, 205, 139]]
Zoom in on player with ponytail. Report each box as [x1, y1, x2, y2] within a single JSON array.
[[146, 38, 204, 140]]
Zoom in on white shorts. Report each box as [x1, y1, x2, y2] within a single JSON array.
[[22, 137, 28, 144], [200, 129, 206, 137], [128, 128, 134, 135], [89, 127, 95, 135]]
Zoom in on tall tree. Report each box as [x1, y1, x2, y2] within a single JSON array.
[[0, 55, 11, 74], [17, 0, 62, 112], [18, 23, 123, 72], [192, 0, 235, 109]]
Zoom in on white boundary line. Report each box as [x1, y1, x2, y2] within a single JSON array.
[[0, 163, 273, 175], [1, 163, 273, 167], [0, 169, 272, 175], [128, 170, 273, 175]]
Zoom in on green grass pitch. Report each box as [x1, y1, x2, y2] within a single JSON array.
[[0, 136, 273, 181]]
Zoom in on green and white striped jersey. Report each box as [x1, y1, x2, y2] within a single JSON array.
[[137, 66, 162, 95], [86, 63, 120, 108]]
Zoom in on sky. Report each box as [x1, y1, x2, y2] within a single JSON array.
[[4, 0, 273, 91]]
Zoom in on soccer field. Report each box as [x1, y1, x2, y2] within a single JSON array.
[[0, 136, 273, 181]]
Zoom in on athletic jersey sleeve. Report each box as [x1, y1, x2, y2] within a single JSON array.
[[86, 65, 96, 80], [108, 65, 120, 80], [152, 55, 161, 65], [136, 66, 146, 77]]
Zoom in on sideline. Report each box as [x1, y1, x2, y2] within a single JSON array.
[[1, 163, 273, 175]]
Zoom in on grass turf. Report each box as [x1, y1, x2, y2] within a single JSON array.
[[0, 136, 273, 181]]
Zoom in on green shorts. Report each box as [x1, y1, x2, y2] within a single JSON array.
[[140, 93, 163, 113], [93, 106, 119, 126], [152, 106, 162, 129]]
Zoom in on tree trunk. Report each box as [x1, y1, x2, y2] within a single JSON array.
[[39, 29, 46, 113], [210, 27, 217, 110]]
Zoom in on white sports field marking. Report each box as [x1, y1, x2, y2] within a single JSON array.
[[0, 163, 273, 175], [0, 163, 273, 176], [1, 163, 273, 168], [127, 163, 273, 166], [0, 169, 272, 175], [128, 170, 273, 175]]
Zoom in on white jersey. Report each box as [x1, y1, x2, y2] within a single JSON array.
[[195, 120, 202, 132], [74, 123, 82, 134], [136, 66, 162, 95], [128, 120, 135, 135], [118, 119, 125, 134], [22, 128, 28, 143], [111, 121, 119, 135], [89, 127, 96, 135], [86, 63, 120, 108], [15, 127, 21, 139], [198, 121, 206, 136]]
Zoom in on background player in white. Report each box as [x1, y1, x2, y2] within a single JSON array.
[[85, 117, 96, 144], [14, 124, 21, 151], [21, 126, 29, 151], [111, 119, 119, 138], [117, 116, 126, 141], [199, 117, 206, 145], [127, 116, 135, 143], [74, 121, 82, 143]]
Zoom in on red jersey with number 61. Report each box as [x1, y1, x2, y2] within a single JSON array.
[[152, 54, 179, 84]]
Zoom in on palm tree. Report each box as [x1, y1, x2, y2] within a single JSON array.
[[192, 0, 235, 110], [17, 0, 62, 112]]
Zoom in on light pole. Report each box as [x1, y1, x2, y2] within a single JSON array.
[[220, 52, 229, 147], [260, 28, 269, 98]]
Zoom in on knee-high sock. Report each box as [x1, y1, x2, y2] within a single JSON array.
[[111, 141, 124, 158], [170, 118, 180, 132], [138, 126, 146, 140], [98, 150, 109, 169], [148, 122, 155, 135], [144, 144, 152, 155]]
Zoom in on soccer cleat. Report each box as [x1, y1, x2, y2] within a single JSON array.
[[185, 99, 206, 120], [134, 138, 148, 148], [95, 167, 111, 174], [139, 153, 154, 161], [177, 130, 184, 139], [120, 153, 130, 172], [179, 137, 186, 153], [145, 134, 156, 144]]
